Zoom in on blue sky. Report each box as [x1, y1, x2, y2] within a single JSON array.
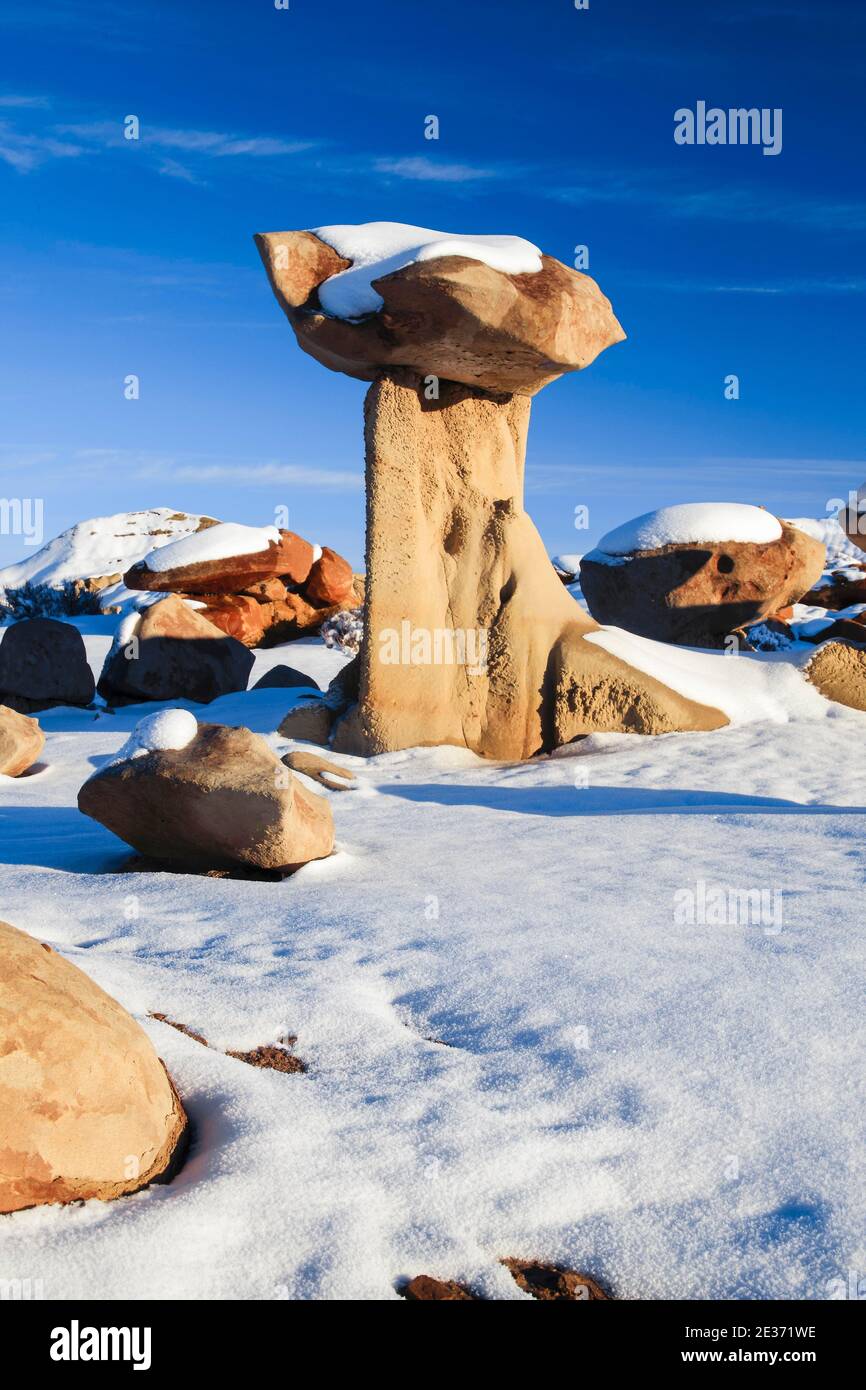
[[1, 0, 864, 569]]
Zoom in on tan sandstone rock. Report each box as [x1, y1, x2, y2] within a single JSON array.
[[0, 704, 45, 776], [78, 720, 334, 873], [0, 919, 187, 1213], [256, 227, 727, 757], [97, 595, 254, 705], [255, 230, 626, 396], [806, 641, 866, 712], [580, 521, 825, 647], [330, 373, 726, 758]]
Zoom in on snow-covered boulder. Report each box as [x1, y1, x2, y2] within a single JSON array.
[[255, 220, 625, 395], [0, 918, 187, 1213], [580, 504, 825, 647], [0, 705, 44, 776], [0, 617, 95, 711], [123, 523, 314, 596], [97, 595, 254, 706], [78, 716, 334, 874]]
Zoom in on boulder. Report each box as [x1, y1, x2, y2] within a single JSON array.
[[806, 641, 866, 711], [124, 526, 314, 595], [0, 919, 187, 1213], [277, 699, 334, 746], [580, 518, 824, 647], [252, 664, 321, 692], [0, 705, 44, 776], [78, 716, 334, 872], [97, 595, 254, 705], [0, 617, 95, 711], [258, 592, 332, 644], [305, 547, 354, 605], [241, 577, 289, 602], [802, 565, 866, 610], [197, 594, 266, 648], [255, 228, 626, 396]]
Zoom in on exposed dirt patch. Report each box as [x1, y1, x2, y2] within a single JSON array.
[[226, 1044, 305, 1074], [503, 1258, 610, 1300], [149, 1013, 209, 1047], [150, 1016, 305, 1072], [399, 1275, 480, 1301]]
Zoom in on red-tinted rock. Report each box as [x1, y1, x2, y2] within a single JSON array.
[[124, 530, 314, 595], [198, 595, 266, 648], [305, 547, 354, 605], [241, 577, 289, 602]]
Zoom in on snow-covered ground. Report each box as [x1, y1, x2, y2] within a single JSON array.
[[1, 621, 864, 1300]]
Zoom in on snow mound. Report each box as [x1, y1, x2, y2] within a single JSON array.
[[594, 504, 783, 556], [0, 509, 218, 606], [786, 516, 863, 571], [586, 626, 825, 725], [144, 522, 280, 573], [311, 221, 543, 320], [113, 708, 198, 763]]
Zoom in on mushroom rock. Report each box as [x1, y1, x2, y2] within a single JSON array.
[[0, 919, 187, 1213], [255, 222, 728, 757], [580, 507, 825, 648], [78, 715, 334, 873], [124, 524, 314, 595], [0, 704, 45, 776], [97, 595, 254, 705]]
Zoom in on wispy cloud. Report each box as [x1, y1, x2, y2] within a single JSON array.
[[56, 120, 317, 158], [166, 462, 363, 491], [58, 449, 363, 492], [0, 93, 49, 108], [552, 173, 866, 233], [374, 155, 500, 183], [0, 120, 83, 171]]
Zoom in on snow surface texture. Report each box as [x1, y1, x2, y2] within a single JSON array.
[[143, 523, 280, 574], [0, 617, 863, 1300], [112, 709, 198, 764], [593, 503, 783, 557], [312, 221, 543, 320], [0, 509, 216, 613]]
